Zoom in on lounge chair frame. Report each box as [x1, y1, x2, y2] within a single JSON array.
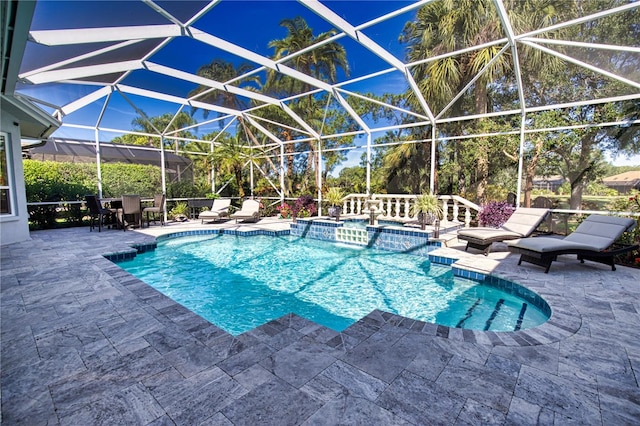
[[508, 214, 638, 273], [516, 243, 639, 273]]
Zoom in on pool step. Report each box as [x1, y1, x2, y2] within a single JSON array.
[[456, 299, 530, 332], [514, 303, 528, 331], [456, 298, 481, 328], [483, 299, 505, 331]]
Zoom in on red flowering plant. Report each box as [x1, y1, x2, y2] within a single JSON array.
[[276, 202, 292, 219], [477, 201, 515, 228]]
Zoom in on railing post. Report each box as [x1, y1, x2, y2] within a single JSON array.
[[453, 200, 460, 223], [442, 198, 450, 224], [465, 207, 471, 228]]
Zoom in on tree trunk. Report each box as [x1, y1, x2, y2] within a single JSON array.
[[523, 137, 544, 208], [235, 166, 245, 199], [569, 181, 583, 210], [476, 150, 488, 205], [568, 131, 597, 210], [524, 174, 534, 208], [282, 131, 294, 197]]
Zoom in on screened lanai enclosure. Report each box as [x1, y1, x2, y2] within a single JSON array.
[[14, 0, 640, 211]]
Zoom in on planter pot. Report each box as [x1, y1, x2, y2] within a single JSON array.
[[417, 212, 435, 230], [328, 206, 341, 222]]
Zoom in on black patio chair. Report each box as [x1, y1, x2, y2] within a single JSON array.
[[85, 195, 114, 232]]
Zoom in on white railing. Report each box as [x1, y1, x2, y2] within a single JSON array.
[[340, 194, 481, 228]]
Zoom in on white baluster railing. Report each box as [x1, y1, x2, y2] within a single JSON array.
[[340, 193, 480, 227]]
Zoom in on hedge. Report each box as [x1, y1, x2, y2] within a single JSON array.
[[24, 160, 162, 229]]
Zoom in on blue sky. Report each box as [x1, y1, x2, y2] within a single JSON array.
[[20, 1, 640, 168], [23, 1, 417, 146]]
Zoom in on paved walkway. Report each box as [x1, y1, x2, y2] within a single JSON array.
[[1, 219, 639, 425]]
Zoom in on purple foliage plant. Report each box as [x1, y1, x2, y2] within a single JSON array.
[[478, 201, 515, 228], [292, 195, 317, 218]]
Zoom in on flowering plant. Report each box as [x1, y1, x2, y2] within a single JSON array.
[[630, 193, 640, 212], [610, 190, 640, 268], [478, 201, 515, 228], [276, 202, 292, 219], [292, 195, 317, 218]]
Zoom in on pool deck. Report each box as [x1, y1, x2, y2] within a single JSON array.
[[2, 218, 639, 425]]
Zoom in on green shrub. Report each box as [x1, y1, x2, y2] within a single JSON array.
[[23, 160, 165, 228], [167, 180, 209, 198], [101, 163, 162, 197]]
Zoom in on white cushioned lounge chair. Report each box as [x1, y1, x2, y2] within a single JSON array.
[[230, 199, 261, 223], [457, 207, 551, 255], [506, 214, 638, 273], [198, 198, 231, 223]]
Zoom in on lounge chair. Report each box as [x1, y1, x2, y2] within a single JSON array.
[[506, 214, 638, 273], [142, 193, 165, 227], [230, 199, 261, 223], [457, 207, 550, 255], [198, 198, 231, 223]]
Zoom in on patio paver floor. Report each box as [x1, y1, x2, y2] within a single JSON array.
[[1, 219, 639, 425]]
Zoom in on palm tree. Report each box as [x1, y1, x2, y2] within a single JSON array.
[[400, 0, 567, 202], [187, 59, 260, 122], [266, 16, 350, 192], [131, 112, 196, 152], [210, 132, 249, 199]]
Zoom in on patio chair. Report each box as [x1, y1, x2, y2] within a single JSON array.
[[506, 214, 638, 273], [457, 208, 551, 255], [198, 198, 231, 223], [121, 194, 142, 231], [142, 193, 165, 227], [230, 199, 261, 223], [85, 194, 114, 232]]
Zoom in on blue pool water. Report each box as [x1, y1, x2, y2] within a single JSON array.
[[117, 234, 549, 336]]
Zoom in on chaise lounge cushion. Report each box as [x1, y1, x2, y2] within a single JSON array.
[[457, 207, 550, 255], [509, 215, 635, 253], [507, 214, 637, 272], [199, 198, 231, 223], [230, 199, 261, 223]]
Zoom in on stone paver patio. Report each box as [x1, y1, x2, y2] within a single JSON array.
[[1, 219, 639, 425]]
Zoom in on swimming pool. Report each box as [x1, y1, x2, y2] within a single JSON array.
[[116, 234, 550, 336]]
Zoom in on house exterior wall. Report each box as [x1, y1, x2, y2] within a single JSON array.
[[0, 111, 31, 245]]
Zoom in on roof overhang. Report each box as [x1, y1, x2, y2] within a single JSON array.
[[1, 0, 60, 138], [1, 94, 60, 139]]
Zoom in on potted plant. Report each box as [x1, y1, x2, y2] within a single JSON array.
[[169, 202, 190, 222], [291, 195, 317, 222], [411, 192, 443, 232], [325, 187, 344, 221]]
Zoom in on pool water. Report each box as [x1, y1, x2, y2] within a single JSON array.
[[117, 234, 549, 336]]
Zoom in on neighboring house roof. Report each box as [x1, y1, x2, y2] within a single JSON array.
[[602, 171, 640, 187], [532, 175, 565, 184], [25, 138, 192, 171]]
